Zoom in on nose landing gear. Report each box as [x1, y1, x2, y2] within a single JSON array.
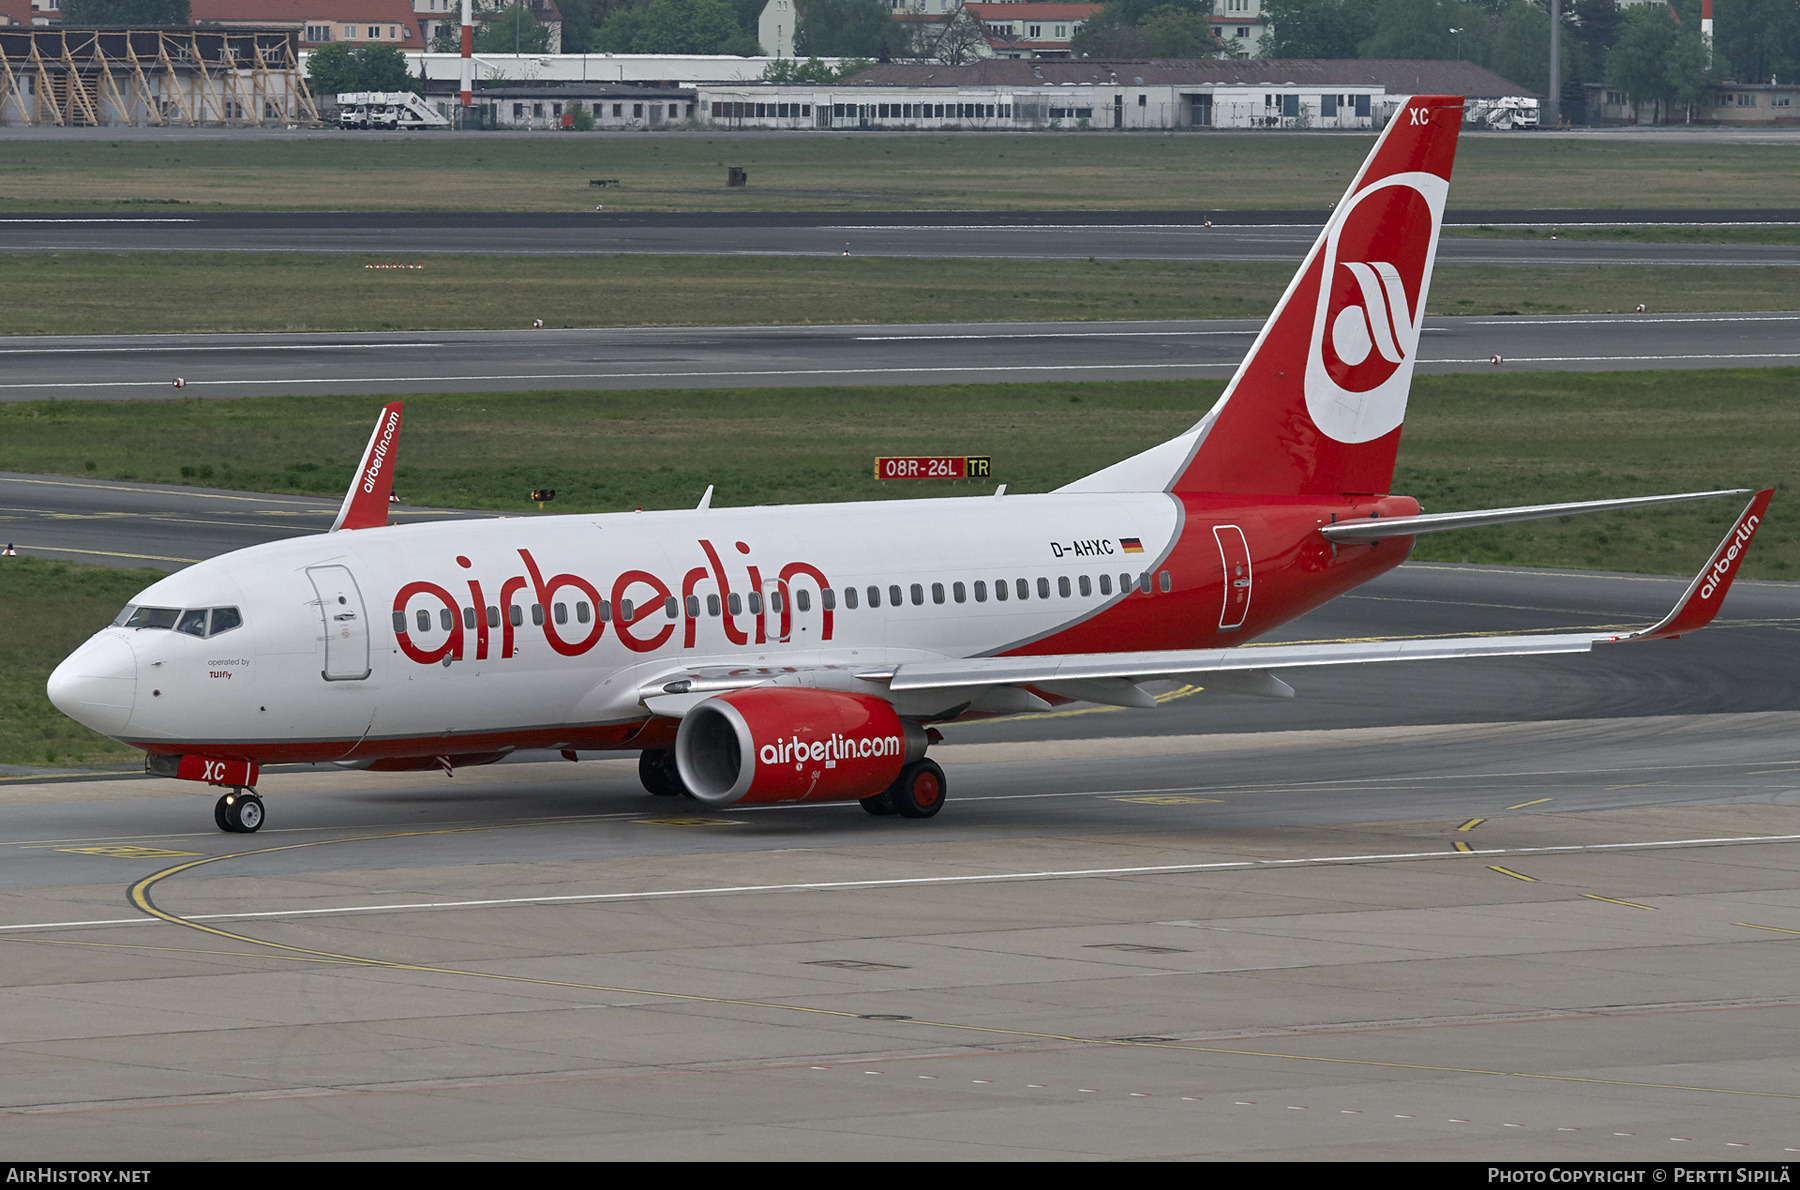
[[214, 788, 265, 833]]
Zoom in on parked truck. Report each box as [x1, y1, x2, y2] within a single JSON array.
[[336, 92, 449, 131], [1469, 96, 1540, 130]]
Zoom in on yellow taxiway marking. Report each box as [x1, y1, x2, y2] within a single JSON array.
[[1454, 841, 1473, 853], [1489, 866, 1536, 881], [55, 845, 202, 858], [1113, 796, 1220, 805], [1506, 798, 1553, 810], [1736, 923, 1800, 935], [1583, 894, 1656, 910], [12, 544, 199, 563], [633, 817, 745, 828], [1456, 819, 1484, 832]]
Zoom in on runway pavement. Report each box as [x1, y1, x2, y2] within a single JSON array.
[[5, 208, 1799, 266], [5, 311, 1798, 402]]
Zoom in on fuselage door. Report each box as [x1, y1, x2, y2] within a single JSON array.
[[307, 564, 372, 681], [1213, 524, 1252, 631]]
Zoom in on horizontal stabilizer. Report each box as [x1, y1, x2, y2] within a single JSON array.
[[1320, 489, 1751, 543]]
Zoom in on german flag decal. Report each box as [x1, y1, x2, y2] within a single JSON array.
[[1120, 537, 1144, 554]]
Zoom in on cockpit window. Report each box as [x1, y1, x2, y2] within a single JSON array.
[[115, 605, 241, 636], [122, 606, 180, 630]]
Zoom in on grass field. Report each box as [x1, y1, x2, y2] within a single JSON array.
[[5, 367, 1793, 768], [4, 254, 1794, 336], [0, 558, 167, 767], [3, 369, 1792, 570], [3, 133, 1799, 212]]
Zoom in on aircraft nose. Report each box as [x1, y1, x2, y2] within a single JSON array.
[[47, 632, 138, 738]]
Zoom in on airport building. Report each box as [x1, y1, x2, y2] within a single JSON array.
[[0, 25, 315, 126], [701, 58, 1528, 132]]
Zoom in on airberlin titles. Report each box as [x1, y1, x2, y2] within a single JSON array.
[[391, 531, 1158, 667], [392, 539, 840, 666]]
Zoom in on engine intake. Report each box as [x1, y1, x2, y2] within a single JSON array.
[[675, 687, 926, 806]]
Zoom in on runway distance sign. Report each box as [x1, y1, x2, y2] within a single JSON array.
[[874, 456, 992, 480]]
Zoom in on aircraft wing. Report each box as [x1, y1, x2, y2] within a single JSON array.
[[1318, 489, 1750, 544], [639, 489, 1771, 716], [864, 487, 1775, 698]]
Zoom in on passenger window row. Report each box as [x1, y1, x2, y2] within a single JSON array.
[[838, 571, 1170, 609], [393, 570, 1175, 635]]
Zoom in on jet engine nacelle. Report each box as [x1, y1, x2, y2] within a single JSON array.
[[675, 687, 927, 806]]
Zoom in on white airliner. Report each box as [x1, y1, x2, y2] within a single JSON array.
[[48, 95, 1772, 833]]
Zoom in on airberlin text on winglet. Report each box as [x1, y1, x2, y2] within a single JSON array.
[[1700, 510, 1762, 601]]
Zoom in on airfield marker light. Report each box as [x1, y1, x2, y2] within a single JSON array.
[[531, 489, 555, 510]]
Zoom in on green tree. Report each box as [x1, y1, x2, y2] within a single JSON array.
[[794, 0, 900, 58], [1138, 5, 1220, 56], [307, 43, 423, 97], [1715, 0, 1800, 84], [475, 4, 553, 52], [1069, 10, 1150, 57], [1358, 0, 1491, 61], [1663, 27, 1716, 118], [595, 0, 749, 53], [558, 0, 598, 53], [305, 43, 358, 97], [59, 0, 190, 23], [1488, 0, 1583, 94], [1070, 0, 1216, 58], [1259, 0, 1375, 59], [639, 0, 741, 51], [1605, 3, 1679, 119]]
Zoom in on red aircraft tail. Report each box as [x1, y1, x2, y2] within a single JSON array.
[[1061, 95, 1464, 500], [330, 400, 403, 532]]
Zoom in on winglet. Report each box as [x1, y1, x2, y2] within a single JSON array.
[[330, 401, 404, 533], [1612, 488, 1774, 642]]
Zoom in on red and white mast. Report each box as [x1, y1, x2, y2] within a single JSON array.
[[460, 0, 474, 108]]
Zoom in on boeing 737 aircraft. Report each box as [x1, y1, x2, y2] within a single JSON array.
[[48, 95, 1772, 832]]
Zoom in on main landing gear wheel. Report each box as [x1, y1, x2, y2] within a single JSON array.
[[215, 789, 264, 833], [639, 748, 689, 798], [891, 759, 947, 820]]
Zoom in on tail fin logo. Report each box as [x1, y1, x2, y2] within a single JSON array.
[[1304, 172, 1448, 445]]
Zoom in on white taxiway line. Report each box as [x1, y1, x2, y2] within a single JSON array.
[[0, 362, 1233, 392], [6, 831, 1798, 935]]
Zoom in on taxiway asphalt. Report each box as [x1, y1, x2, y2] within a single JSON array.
[[2, 712, 1797, 1158], [5, 311, 1798, 402], [4, 209, 1799, 267]]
